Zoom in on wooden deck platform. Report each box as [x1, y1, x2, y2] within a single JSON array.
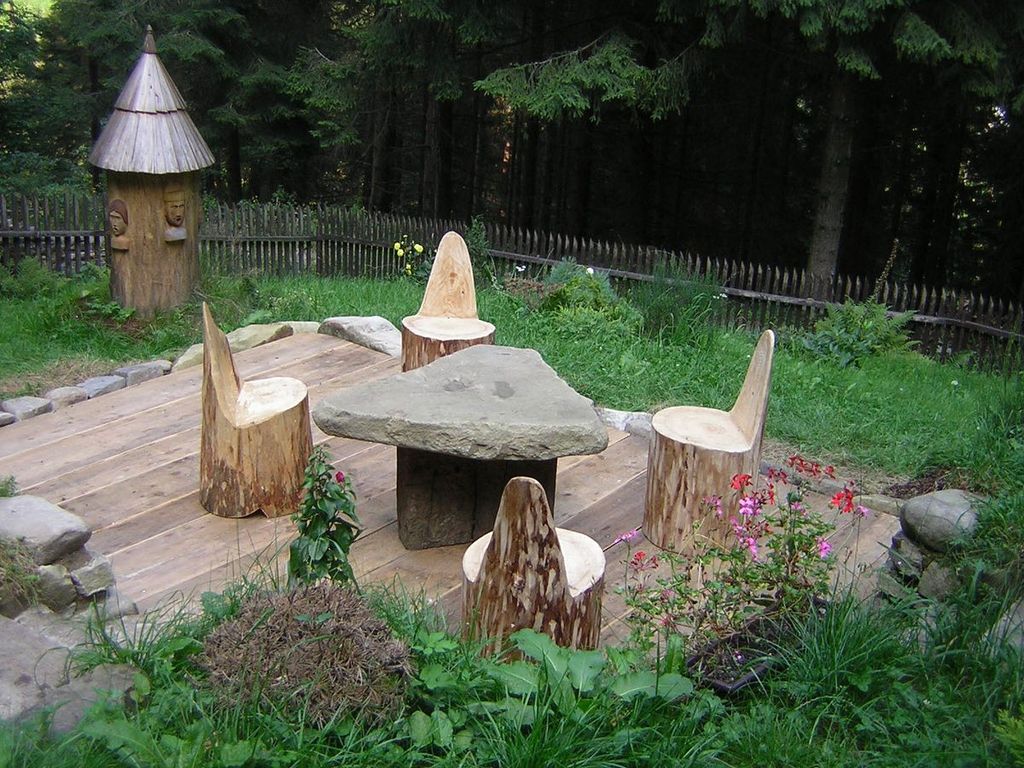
[[0, 333, 900, 642]]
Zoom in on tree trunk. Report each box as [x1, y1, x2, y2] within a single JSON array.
[[807, 75, 856, 287]]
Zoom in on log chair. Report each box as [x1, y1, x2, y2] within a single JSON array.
[[462, 476, 606, 652], [199, 303, 313, 518], [644, 329, 776, 552], [400, 231, 496, 372]]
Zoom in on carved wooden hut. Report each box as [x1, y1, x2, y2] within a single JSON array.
[[89, 26, 214, 318]]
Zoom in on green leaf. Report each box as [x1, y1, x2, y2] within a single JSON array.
[[486, 660, 540, 695], [220, 740, 257, 767], [511, 629, 570, 680], [654, 672, 694, 701], [610, 670, 660, 700], [567, 649, 606, 693], [431, 710, 454, 748], [408, 711, 433, 747], [418, 663, 456, 691]]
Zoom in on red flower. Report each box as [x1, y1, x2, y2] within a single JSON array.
[[830, 485, 857, 514], [731, 473, 753, 490], [335, 471, 345, 484]]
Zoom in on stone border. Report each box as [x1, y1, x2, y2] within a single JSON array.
[[0, 320, 323, 430]]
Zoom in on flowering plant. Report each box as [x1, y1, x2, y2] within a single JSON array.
[[393, 234, 431, 281], [288, 446, 361, 587], [621, 455, 868, 654]]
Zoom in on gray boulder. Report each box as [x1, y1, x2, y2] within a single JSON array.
[[314, 345, 608, 461], [0, 616, 70, 720], [44, 386, 88, 410], [60, 548, 115, 598], [855, 493, 901, 516], [1, 396, 53, 421], [34, 663, 138, 737], [79, 375, 125, 399], [284, 320, 321, 334], [0, 496, 91, 564], [319, 315, 402, 357], [900, 489, 980, 552], [989, 597, 1024, 653], [0, 412, 14, 427], [172, 323, 294, 371]]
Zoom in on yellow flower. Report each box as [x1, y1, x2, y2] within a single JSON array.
[[397, 248, 405, 257], [393, 242, 401, 251], [404, 263, 412, 275], [414, 243, 424, 254]]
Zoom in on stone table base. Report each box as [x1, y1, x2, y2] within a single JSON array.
[[396, 447, 557, 549]]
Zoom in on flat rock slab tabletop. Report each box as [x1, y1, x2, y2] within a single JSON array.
[[313, 345, 609, 549]]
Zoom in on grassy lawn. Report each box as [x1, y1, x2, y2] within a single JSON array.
[[2, 258, 1023, 766]]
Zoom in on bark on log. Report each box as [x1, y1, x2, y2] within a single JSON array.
[[462, 477, 605, 652], [643, 330, 775, 552], [199, 303, 312, 518]]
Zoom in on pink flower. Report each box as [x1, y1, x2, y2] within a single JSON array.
[[745, 537, 759, 560], [817, 537, 833, 559], [855, 505, 870, 518], [739, 495, 761, 517], [613, 527, 641, 546]]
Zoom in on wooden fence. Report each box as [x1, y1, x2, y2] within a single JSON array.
[[3, 193, 1021, 371]]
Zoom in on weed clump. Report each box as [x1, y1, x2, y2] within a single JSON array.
[[198, 582, 412, 726]]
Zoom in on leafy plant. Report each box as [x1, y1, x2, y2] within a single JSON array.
[[288, 447, 361, 587], [802, 299, 916, 367], [0, 475, 16, 497], [540, 259, 619, 314], [995, 708, 1024, 766]]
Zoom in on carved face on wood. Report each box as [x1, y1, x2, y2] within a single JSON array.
[[108, 199, 129, 235], [164, 189, 186, 227]]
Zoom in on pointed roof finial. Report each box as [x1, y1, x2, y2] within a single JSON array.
[[143, 25, 156, 54]]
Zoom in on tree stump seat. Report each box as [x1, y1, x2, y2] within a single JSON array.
[[462, 477, 605, 652], [312, 344, 609, 549], [400, 231, 495, 371], [644, 330, 776, 552], [199, 303, 313, 519]]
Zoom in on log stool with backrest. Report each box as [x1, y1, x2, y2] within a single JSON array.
[[199, 303, 313, 518], [400, 231, 495, 372], [644, 329, 776, 552], [462, 476, 606, 652]]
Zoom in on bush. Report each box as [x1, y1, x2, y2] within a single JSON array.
[[0, 537, 38, 609], [199, 583, 412, 727], [540, 259, 618, 314], [802, 300, 916, 367]]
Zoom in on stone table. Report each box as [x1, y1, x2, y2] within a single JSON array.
[[313, 345, 609, 549]]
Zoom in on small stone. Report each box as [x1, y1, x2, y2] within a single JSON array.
[[888, 531, 925, 581], [35, 564, 77, 611], [595, 407, 652, 440], [172, 342, 204, 372], [284, 320, 321, 334], [877, 569, 916, 601], [0, 396, 53, 421], [918, 561, 958, 601], [113, 360, 170, 386], [0, 496, 91, 564], [0, 412, 14, 427], [93, 586, 138, 621], [0, 581, 30, 619], [319, 316, 402, 357], [78, 375, 126, 398], [900, 489, 980, 552], [816, 477, 848, 496], [855, 493, 901, 516], [60, 548, 115, 598], [43, 386, 88, 410], [172, 323, 294, 372]]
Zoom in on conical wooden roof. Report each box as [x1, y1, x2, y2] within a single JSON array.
[[89, 27, 214, 174]]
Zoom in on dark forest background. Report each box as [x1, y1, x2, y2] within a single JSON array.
[[2, 0, 1023, 300]]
